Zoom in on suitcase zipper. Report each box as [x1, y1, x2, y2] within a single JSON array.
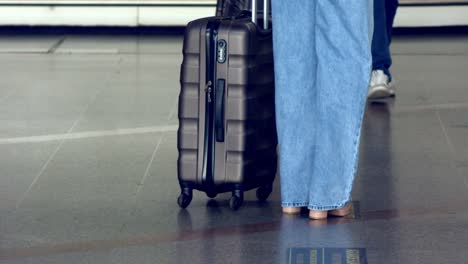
[[205, 81, 212, 103], [202, 20, 220, 192]]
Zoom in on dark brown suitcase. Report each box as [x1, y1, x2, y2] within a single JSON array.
[[177, 0, 277, 210]]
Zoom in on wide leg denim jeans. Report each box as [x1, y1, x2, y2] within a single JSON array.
[[271, 0, 373, 210]]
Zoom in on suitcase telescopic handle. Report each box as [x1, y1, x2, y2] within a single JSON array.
[[215, 0, 224, 17], [251, 0, 270, 30]]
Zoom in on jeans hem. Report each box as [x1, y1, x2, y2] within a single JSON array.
[[282, 202, 309, 208], [282, 201, 350, 211]]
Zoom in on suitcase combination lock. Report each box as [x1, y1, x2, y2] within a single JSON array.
[[217, 40, 227, 64]]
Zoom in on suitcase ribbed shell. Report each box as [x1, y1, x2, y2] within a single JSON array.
[[178, 16, 277, 193]]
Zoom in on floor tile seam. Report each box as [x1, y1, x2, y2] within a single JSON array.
[[134, 93, 179, 197], [47, 36, 67, 54], [13, 59, 119, 211], [118, 95, 179, 233], [67, 51, 125, 134], [135, 136, 164, 196], [13, 139, 65, 211], [435, 110, 468, 190]]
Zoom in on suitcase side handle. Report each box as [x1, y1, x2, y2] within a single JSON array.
[[215, 79, 226, 142]]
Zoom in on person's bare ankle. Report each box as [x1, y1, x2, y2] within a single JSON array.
[[309, 209, 328, 220], [282, 207, 302, 215]]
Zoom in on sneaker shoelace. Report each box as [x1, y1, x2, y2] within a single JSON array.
[[371, 70, 388, 86]]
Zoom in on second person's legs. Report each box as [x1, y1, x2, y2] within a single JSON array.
[[369, 0, 399, 100], [385, 0, 399, 48], [372, 0, 393, 76]]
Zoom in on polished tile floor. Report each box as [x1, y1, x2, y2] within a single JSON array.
[[0, 30, 467, 264]]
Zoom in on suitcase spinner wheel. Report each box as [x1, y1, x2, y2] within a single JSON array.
[[177, 186, 193, 209], [229, 187, 244, 210], [256, 183, 273, 202], [206, 191, 217, 199]]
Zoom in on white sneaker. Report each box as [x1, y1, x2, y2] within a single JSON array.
[[368, 70, 395, 100]]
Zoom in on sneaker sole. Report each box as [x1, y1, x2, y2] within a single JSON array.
[[368, 85, 395, 100]]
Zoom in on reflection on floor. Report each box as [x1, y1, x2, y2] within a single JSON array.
[[0, 31, 468, 264]]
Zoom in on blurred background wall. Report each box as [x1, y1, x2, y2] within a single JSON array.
[[0, 0, 467, 27]]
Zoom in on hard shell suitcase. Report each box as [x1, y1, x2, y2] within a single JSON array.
[[177, 0, 277, 210]]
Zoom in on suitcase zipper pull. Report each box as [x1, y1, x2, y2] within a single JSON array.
[[205, 81, 212, 103]]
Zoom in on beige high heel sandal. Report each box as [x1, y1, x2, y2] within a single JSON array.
[[308, 210, 328, 220], [328, 203, 352, 217], [282, 207, 302, 215]]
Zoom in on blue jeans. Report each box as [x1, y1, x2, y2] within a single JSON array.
[[372, 0, 399, 80], [271, 0, 373, 210]]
